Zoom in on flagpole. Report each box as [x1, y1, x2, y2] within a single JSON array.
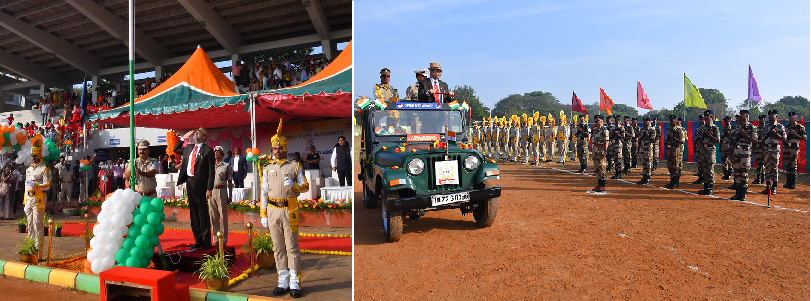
[[128, 0, 136, 186]]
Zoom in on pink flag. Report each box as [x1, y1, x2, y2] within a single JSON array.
[[748, 65, 762, 102], [637, 81, 653, 109]]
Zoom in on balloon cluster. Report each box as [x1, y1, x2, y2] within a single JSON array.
[[165, 131, 180, 160], [40, 138, 60, 163], [86, 189, 166, 274], [0, 125, 30, 153], [79, 159, 92, 171], [245, 148, 260, 161]]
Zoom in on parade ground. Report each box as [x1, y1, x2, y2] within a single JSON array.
[[353, 159, 809, 300], [0, 218, 352, 301]]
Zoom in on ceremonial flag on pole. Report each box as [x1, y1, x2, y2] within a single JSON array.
[[572, 91, 588, 114], [748, 65, 762, 102], [683, 73, 706, 108], [636, 81, 653, 109], [599, 87, 614, 115]]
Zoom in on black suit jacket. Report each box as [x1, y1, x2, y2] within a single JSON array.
[[233, 155, 247, 179], [417, 78, 454, 103], [174, 141, 215, 191]]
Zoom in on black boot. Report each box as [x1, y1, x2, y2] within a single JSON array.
[[623, 166, 630, 175], [783, 174, 796, 189], [698, 183, 713, 195], [637, 174, 649, 185], [771, 185, 777, 195], [672, 176, 679, 189], [664, 177, 675, 189], [596, 179, 606, 192], [611, 170, 622, 179], [691, 174, 704, 185], [577, 164, 586, 173], [729, 184, 741, 200], [720, 169, 730, 180], [761, 181, 772, 195], [739, 185, 748, 201], [752, 173, 762, 185]]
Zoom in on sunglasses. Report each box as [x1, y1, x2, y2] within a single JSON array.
[[381, 75, 390, 78]]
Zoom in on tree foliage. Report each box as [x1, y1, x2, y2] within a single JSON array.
[[491, 91, 567, 119], [762, 96, 810, 120], [452, 85, 490, 121]]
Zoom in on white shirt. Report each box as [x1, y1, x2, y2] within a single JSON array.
[[232, 155, 240, 172], [186, 143, 203, 176], [425, 78, 442, 103], [330, 145, 352, 168]]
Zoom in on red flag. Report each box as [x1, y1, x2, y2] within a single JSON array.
[[572, 91, 588, 114], [599, 87, 614, 115], [637, 81, 653, 109]]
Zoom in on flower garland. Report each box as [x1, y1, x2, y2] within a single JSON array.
[[46, 253, 87, 267], [301, 249, 352, 256]]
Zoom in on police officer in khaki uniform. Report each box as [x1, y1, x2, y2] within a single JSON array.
[[210, 146, 233, 245], [125, 140, 157, 198], [56, 157, 74, 208], [25, 140, 50, 249], [405, 69, 428, 101], [260, 119, 309, 298], [374, 68, 399, 104]]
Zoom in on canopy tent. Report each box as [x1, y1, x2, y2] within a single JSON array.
[[254, 40, 353, 119]]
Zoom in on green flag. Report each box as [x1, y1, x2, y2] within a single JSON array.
[[683, 73, 706, 108]]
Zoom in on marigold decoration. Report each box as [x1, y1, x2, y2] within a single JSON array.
[[411, 149, 416, 153], [165, 131, 180, 159]]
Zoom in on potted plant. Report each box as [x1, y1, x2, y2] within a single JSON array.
[[196, 254, 230, 291], [16, 217, 26, 233], [17, 237, 38, 264], [42, 213, 51, 236], [53, 222, 63, 237], [247, 233, 275, 269]]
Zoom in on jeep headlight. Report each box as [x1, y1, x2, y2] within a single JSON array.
[[464, 155, 480, 171], [407, 158, 424, 175]]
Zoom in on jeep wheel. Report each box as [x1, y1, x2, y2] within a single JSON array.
[[363, 182, 378, 209], [473, 180, 497, 227], [380, 189, 402, 242]]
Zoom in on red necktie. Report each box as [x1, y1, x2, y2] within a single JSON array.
[[189, 145, 198, 176], [433, 80, 440, 103]]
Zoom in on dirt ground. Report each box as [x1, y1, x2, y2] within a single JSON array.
[[353, 159, 810, 300]]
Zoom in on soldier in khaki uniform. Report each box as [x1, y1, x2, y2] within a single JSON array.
[[529, 112, 541, 165], [664, 115, 686, 189], [125, 140, 157, 198], [752, 115, 767, 185], [591, 115, 610, 192], [575, 115, 591, 173], [556, 114, 570, 164], [210, 146, 233, 245], [471, 121, 481, 152], [719, 116, 734, 181], [783, 111, 807, 189], [636, 116, 656, 184], [260, 119, 309, 298], [405, 69, 428, 101], [374, 68, 399, 104], [761, 110, 786, 195], [729, 110, 758, 201], [24, 139, 51, 249], [509, 117, 520, 162], [545, 116, 557, 162], [622, 116, 635, 174], [697, 110, 720, 196], [56, 157, 74, 207]]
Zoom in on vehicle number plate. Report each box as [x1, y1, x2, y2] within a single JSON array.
[[431, 192, 470, 206]]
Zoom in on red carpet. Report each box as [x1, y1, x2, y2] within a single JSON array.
[[61, 222, 352, 253]]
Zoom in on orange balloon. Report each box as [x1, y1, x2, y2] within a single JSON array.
[[251, 148, 259, 156], [16, 132, 24, 145], [246, 148, 252, 154]]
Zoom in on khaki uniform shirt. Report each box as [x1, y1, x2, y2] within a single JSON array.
[[261, 159, 308, 203], [57, 163, 72, 183], [405, 83, 420, 101], [214, 161, 234, 187], [25, 162, 49, 209], [374, 84, 399, 103], [126, 158, 157, 194]]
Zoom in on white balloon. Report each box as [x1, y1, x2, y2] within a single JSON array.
[[95, 235, 109, 248], [92, 224, 107, 237], [90, 260, 103, 274], [110, 235, 124, 246], [108, 227, 123, 239], [87, 249, 98, 262], [110, 215, 125, 228], [122, 213, 133, 225], [113, 202, 126, 215], [101, 200, 112, 210], [101, 255, 115, 267], [41, 146, 49, 158]]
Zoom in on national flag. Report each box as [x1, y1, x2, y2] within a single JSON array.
[[636, 81, 653, 109], [447, 131, 456, 141], [373, 97, 386, 110], [572, 91, 588, 114], [356, 97, 371, 109], [683, 74, 706, 108], [79, 74, 88, 125], [599, 87, 614, 115], [748, 65, 762, 102], [461, 101, 470, 111], [448, 100, 460, 110]]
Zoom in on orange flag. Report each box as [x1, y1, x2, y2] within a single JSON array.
[[599, 87, 614, 115]]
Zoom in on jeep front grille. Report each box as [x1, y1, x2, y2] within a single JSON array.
[[426, 154, 463, 192]]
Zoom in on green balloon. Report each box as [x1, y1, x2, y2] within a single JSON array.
[[149, 235, 160, 248], [127, 227, 140, 238], [141, 224, 155, 237], [135, 235, 150, 248], [150, 198, 164, 211], [146, 212, 161, 226], [129, 247, 144, 259], [2, 132, 9, 146], [153, 223, 164, 236], [12, 144, 20, 151], [139, 257, 150, 268], [125, 257, 139, 267], [157, 211, 165, 222], [115, 248, 129, 264], [133, 208, 142, 216], [139, 203, 153, 215], [139, 197, 151, 206], [141, 247, 154, 261], [133, 214, 147, 227]]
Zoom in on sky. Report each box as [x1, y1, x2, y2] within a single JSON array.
[[354, 0, 810, 114]]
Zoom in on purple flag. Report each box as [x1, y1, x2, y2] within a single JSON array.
[[748, 65, 762, 102]]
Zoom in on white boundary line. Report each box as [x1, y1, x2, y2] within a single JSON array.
[[511, 161, 810, 214]]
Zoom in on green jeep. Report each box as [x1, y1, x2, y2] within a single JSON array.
[[357, 102, 501, 242]]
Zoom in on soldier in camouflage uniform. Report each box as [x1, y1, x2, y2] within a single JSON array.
[[622, 116, 635, 174], [692, 116, 706, 182], [609, 115, 625, 179], [652, 117, 662, 171], [605, 116, 615, 172], [783, 111, 806, 189], [664, 115, 686, 189], [752, 115, 767, 185], [636, 117, 656, 184], [719, 116, 734, 181], [761, 110, 786, 195], [591, 115, 610, 192], [697, 110, 720, 195], [630, 118, 640, 168], [575, 115, 591, 173], [729, 110, 758, 201]]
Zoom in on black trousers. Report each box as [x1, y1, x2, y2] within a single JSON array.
[[114, 177, 125, 190], [337, 169, 351, 187], [234, 176, 244, 188], [186, 180, 212, 247]]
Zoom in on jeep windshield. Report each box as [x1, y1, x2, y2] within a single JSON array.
[[373, 109, 465, 137]]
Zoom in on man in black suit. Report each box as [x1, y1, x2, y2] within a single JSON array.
[[232, 147, 247, 188], [417, 62, 455, 103], [175, 128, 215, 250]]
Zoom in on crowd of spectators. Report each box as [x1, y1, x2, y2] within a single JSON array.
[[232, 53, 338, 92]]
